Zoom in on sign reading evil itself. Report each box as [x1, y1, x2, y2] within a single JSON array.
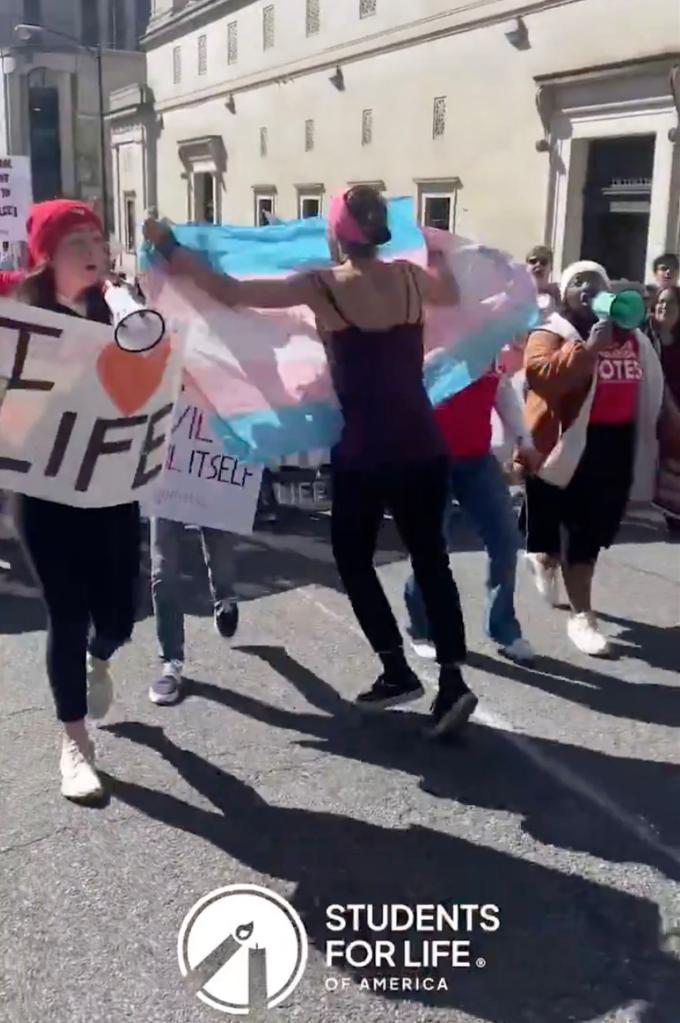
[[146, 394, 263, 535], [0, 298, 182, 507]]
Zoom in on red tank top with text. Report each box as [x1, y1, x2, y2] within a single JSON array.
[[589, 333, 642, 425]]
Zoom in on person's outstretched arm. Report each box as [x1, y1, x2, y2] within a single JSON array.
[[144, 219, 316, 310], [412, 249, 460, 307]]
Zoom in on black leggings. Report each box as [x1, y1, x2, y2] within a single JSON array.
[[14, 496, 140, 722], [331, 457, 466, 665]]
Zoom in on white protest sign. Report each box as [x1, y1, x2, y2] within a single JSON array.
[[0, 157, 32, 243], [147, 393, 262, 535], [0, 297, 183, 507]]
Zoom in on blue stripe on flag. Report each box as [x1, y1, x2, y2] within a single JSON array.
[[142, 197, 423, 276]]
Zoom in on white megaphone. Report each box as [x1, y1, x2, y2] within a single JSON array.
[[103, 280, 166, 353]]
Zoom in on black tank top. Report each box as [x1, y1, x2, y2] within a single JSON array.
[[316, 271, 446, 469]]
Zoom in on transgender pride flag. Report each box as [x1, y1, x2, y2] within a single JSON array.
[[142, 198, 538, 463]]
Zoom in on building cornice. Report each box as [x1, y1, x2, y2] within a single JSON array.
[[143, 0, 249, 46], [150, 0, 588, 114], [535, 51, 680, 85]]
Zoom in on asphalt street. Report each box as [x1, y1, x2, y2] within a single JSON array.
[[1, 501, 679, 1023]]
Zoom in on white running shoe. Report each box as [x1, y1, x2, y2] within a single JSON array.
[[409, 638, 437, 660], [525, 553, 560, 607], [60, 735, 103, 801], [567, 613, 612, 657], [500, 637, 536, 665], [86, 654, 114, 720]]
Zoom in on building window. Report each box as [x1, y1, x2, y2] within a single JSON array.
[[124, 193, 136, 252], [80, 0, 100, 46], [299, 194, 322, 218], [422, 195, 452, 230], [305, 119, 315, 152], [227, 20, 238, 64], [28, 84, 62, 201], [193, 172, 215, 223], [360, 0, 376, 18], [361, 108, 373, 146], [23, 0, 42, 25], [306, 0, 320, 35], [260, 127, 268, 158], [255, 193, 276, 226], [173, 45, 182, 84], [433, 96, 446, 139], [198, 34, 207, 75], [112, 0, 128, 48], [137, 0, 151, 40], [263, 5, 275, 50]]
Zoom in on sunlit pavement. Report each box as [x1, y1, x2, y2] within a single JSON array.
[[1, 507, 679, 1023]]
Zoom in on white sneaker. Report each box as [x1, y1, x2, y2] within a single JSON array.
[[567, 613, 612, 657], [86, 654, 114, 720], [60, 736, 103, 801], [525, 553, 560, 607], [409, 638, 437, 660], [500, 637, 536, 665]]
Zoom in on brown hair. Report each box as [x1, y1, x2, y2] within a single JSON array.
[[343, 185, 391, 258], [14, 262, 111, 323], [14, 263, 57, 306]]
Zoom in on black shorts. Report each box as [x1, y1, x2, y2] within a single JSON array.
[[521, 422, 635, 565]]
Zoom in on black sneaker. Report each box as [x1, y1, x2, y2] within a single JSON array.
[[429, 671, 478, 738], [215, 602, 239, 639], [356, 670, 425, 710]]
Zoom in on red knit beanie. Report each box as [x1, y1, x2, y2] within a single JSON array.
[[26, 199, 104, 267]]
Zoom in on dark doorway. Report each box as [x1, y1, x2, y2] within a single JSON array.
[[581, 136, 655, 281], [193, 172, 215, 223], [28, 86, 62, 201]]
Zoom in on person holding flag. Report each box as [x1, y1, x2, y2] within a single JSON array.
[[144, 187, 479, 738]]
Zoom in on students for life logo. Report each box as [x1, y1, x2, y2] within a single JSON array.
[[178, 884, 309, 1015]]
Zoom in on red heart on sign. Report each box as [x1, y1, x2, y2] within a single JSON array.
[[96, 337, 172, 415]]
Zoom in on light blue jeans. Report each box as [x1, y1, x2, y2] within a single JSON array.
[[150, 518, 236, 665], [404, 454, 522, 648]]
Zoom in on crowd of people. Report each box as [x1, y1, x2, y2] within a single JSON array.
[[0, 191, 678, 803]]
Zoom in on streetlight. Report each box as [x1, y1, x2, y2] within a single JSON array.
[[14, 23, 110, 236]]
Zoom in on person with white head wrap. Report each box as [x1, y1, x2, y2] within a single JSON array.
[[520, 260, 663, 657]]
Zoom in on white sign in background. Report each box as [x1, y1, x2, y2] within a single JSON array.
[[146, 395, 263, 535], [0, 157, 32, 243]]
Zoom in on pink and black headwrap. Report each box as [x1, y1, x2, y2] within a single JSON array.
[[328, 187, 391, 248]]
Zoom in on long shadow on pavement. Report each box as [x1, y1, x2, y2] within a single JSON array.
[[467, 649, 680, 729], [179, 645, 680, 880], [104, 720, 680, 1023], [596, 612, 680, 676]]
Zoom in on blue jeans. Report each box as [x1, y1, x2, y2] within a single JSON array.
[[404, 454, 522, 648], [151, 518, 236, 666]]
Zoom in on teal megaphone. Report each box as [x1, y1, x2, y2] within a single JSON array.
[[590, 289, 646, 330]]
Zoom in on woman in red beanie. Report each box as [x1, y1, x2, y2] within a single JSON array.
[[11, 199, 140, 803]]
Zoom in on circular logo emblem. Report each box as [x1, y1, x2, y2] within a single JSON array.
[[178, 884, 308, 1015]]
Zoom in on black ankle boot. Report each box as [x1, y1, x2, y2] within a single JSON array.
[[430, 667, 477, 739]]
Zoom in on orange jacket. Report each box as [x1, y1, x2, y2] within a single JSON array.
[[523, 317, 597, 458]]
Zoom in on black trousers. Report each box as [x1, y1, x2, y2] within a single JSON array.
[[331, 457, 466, 666], [14, 496, 140, 722], [521, 423, 635, 565]]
